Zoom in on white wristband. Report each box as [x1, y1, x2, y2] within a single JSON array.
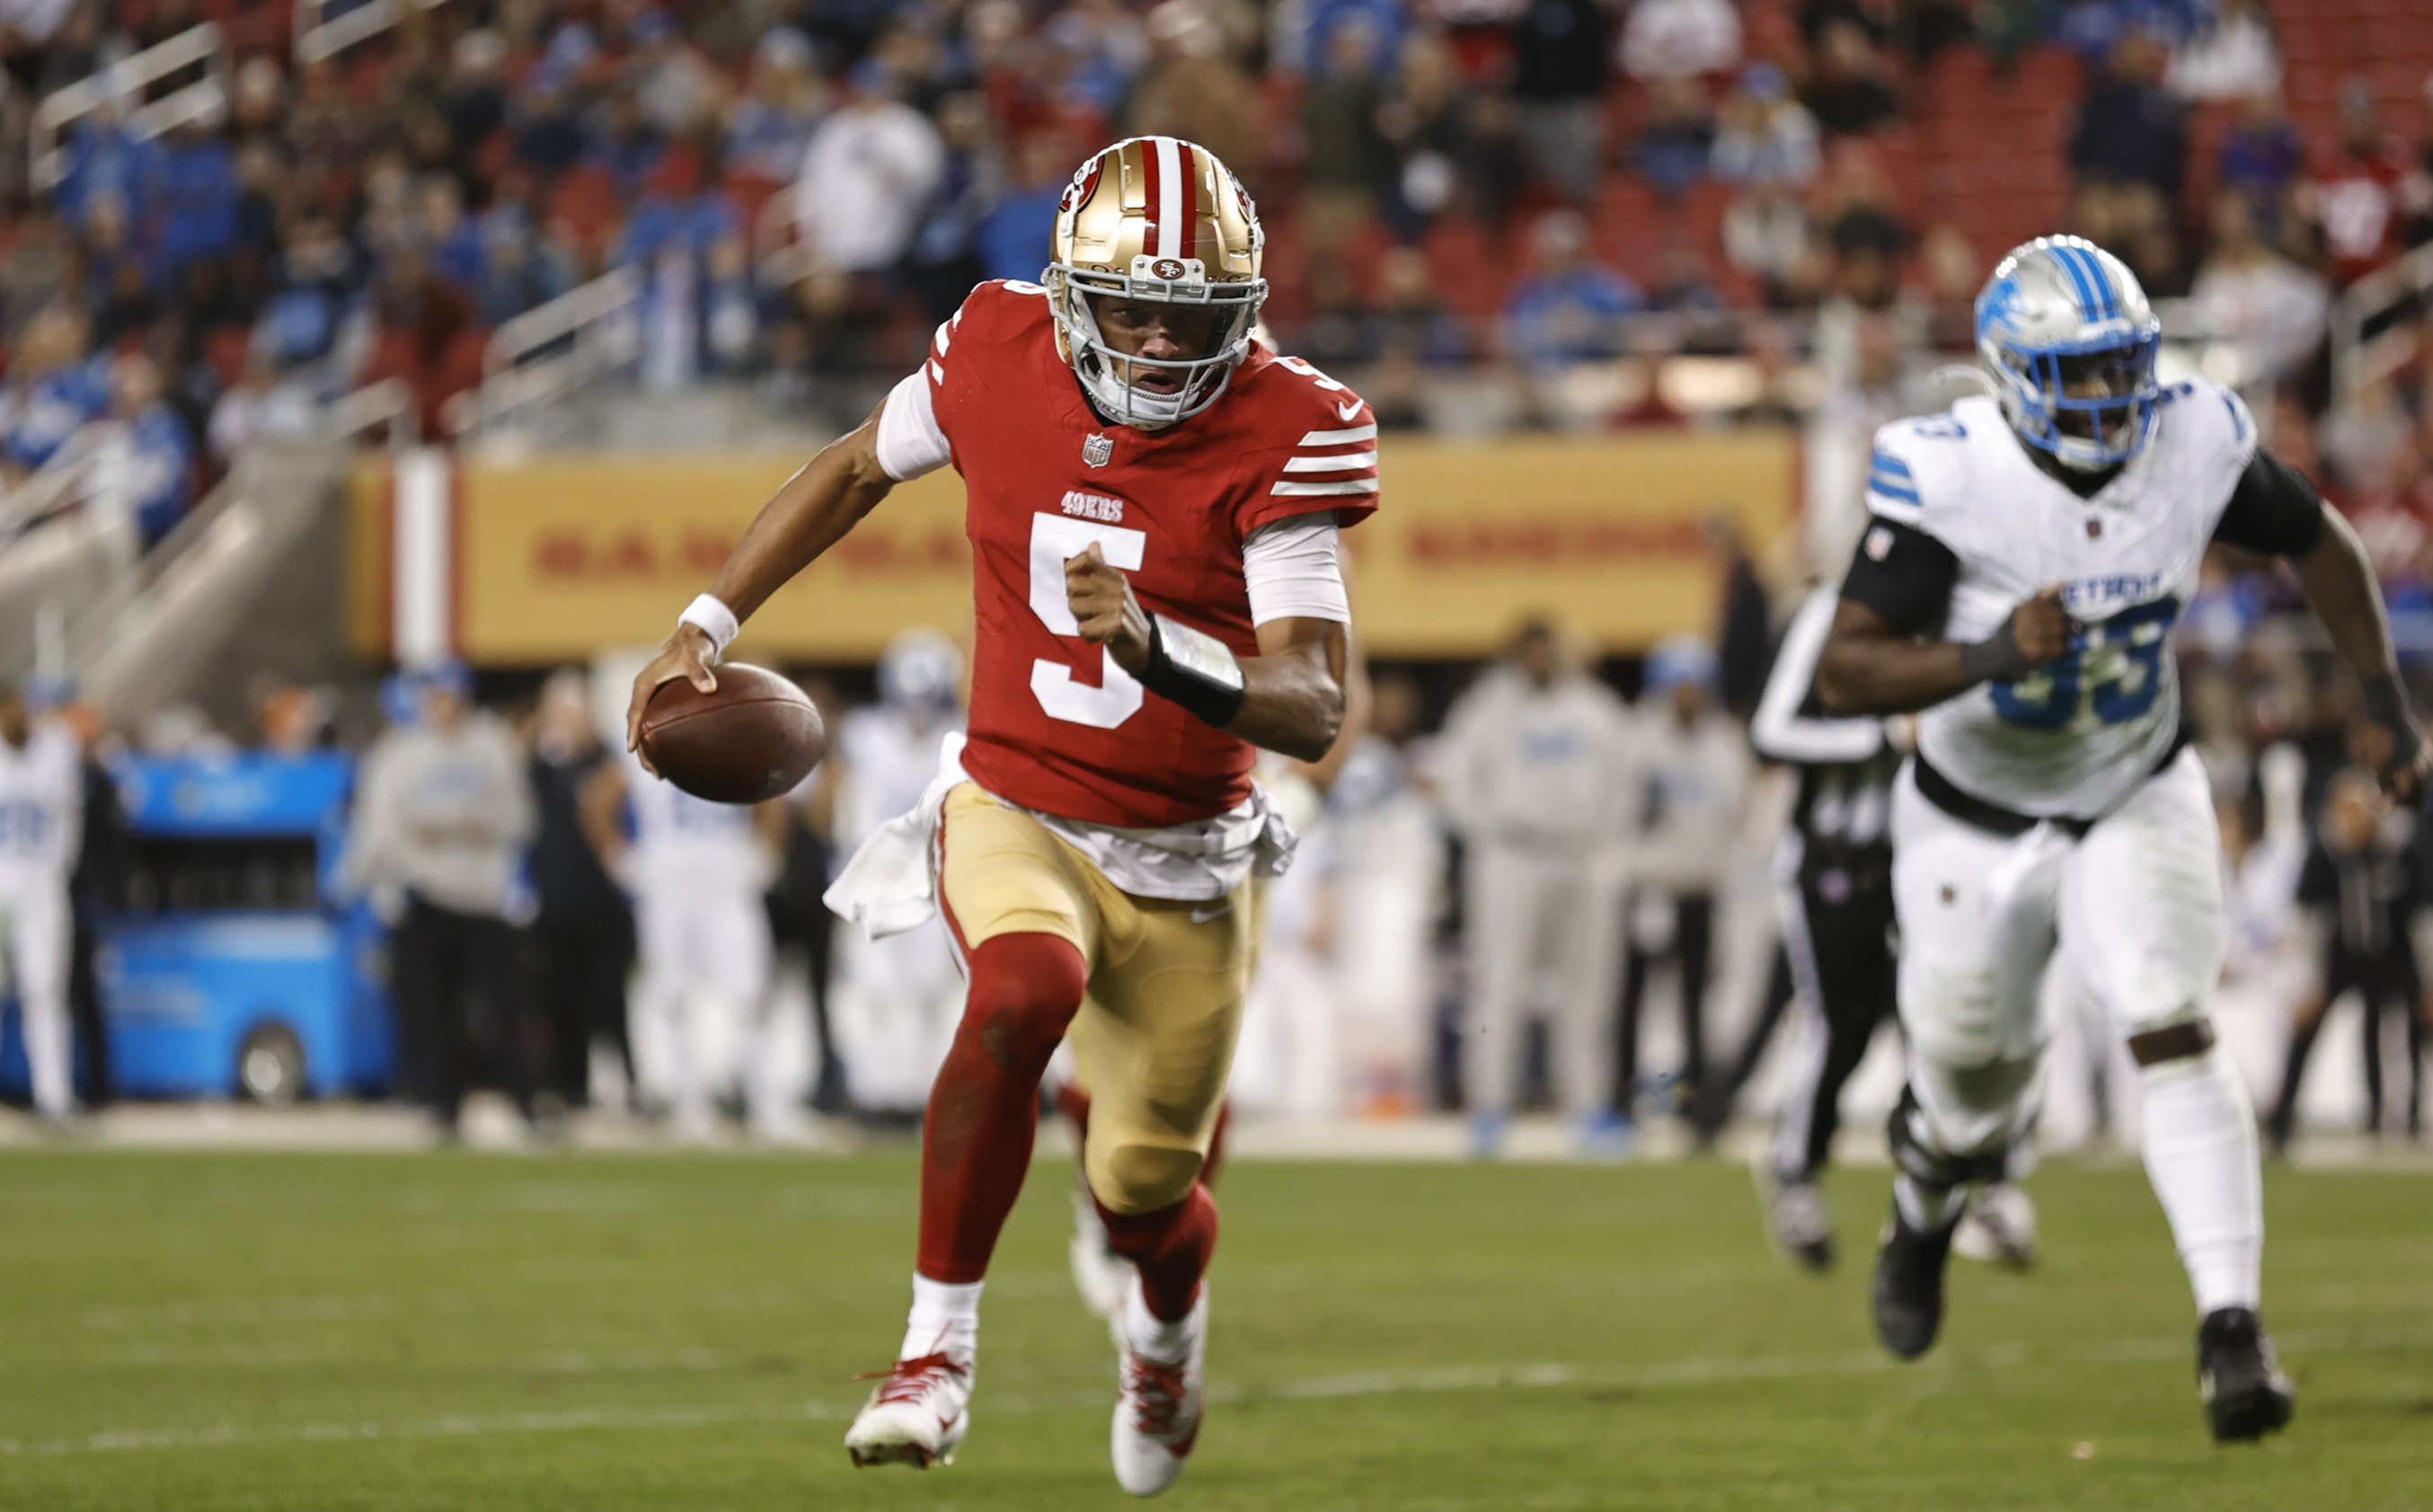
[[678, 593, 739, 656]]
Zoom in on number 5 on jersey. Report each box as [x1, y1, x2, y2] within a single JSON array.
[[1029, 513, 1149, 729]]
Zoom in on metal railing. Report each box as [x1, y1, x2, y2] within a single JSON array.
[[29, 22, 229, 192], [0, 434, 104, 541], [448, 266, 644, 438], [293, 0, 451, 67], [2329, 243, 2433, 412]]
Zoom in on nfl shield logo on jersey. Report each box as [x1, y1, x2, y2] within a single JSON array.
[[1084, 433, 1114, 467]]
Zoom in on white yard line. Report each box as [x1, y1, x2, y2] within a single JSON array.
[[6, 1326, 2428, 1461]]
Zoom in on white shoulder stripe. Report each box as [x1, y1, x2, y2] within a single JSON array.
[[933, 321, 951, 354], [1271, 478, 1379, 497], [1283, 452, 1378, 473], [1864, 489, 1924, 523], [1299, 424, 1377, 445]]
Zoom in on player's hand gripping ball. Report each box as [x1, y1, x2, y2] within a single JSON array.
[[635, 663, 825, 804]]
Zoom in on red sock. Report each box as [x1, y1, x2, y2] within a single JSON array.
[[1095, 1183, 1219, 1322], [916, 933, 1088, 1283]]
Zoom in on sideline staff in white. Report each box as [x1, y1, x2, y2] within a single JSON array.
[[0, 686, 83, 1122], [1818, 234, 2424, 1442], [1441, 619, 1637, 1155], [584, 755, 791, 1140], [821, 628, 968, 1116], [1615, 634, 1749, 1125]]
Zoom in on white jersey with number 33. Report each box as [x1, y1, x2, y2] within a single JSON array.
[[1864, 378, 2258, 818]]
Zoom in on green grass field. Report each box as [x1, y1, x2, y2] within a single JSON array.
[[2, 1148, 2429, 1510]]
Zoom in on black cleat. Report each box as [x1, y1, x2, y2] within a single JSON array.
[[1871, 1198, 1960, 1360], [2199, 1308, 2295, 1443]]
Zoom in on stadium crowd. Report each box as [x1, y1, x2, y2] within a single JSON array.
[[0, 0, 2429, 534]]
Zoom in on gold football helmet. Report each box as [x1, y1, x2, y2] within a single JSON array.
[[1043, 136, 1267, 429]]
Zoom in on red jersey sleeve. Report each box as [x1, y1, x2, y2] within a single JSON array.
[[1232, 351, 1382, 539]]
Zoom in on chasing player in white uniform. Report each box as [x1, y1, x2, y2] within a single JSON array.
[[585, 754, 790, 1140], [1818, 235, 2429, 1442], [824, 629, 968, 1116], [0, 687, 81, 1123]]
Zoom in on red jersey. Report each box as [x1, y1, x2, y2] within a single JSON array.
[[927, 279, 1379, 828]]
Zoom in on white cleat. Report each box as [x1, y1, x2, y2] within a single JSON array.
[[1952, 1181, 2039, 1269], [844, 1351, 973, 1469], [1070, 1178, 1134, 1323], [1110, 1282, 1207, 1497]]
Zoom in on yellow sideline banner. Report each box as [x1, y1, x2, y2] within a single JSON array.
[[440, 431, 1796, 663]]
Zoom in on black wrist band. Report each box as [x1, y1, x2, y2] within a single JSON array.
[[1138, 615, 1247, 729], [1960, 629, 2034, 685]]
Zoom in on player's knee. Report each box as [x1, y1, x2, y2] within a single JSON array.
[[1091, 1141, 1203, 1216], [960, 933, 1087, 1073]]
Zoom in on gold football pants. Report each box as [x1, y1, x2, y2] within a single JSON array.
[[937, 783, 1252, 1214]]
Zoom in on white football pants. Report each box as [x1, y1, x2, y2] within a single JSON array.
[[632, 881, 772, 1137], [0, 875, 69, 1119], [1463, 844, 1621, 1119], [829, 914, 960, 1114], [1889, 748, 2260, 1314]]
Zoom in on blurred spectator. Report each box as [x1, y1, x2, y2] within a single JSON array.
[[64, 700, 128, 1114], [2267, 765, 2425, 1150], [1712, 64, 1819, 192], [1645, 236, 1733, 351], [345, 663, 538, 1136], [208, 352, 321, 462], [526, 667, 638, 1112], [1377, 31, 1504, 233], [976, 130, 1068, 285], [254, 211, 363, 376], [1303, 17, 1395, 235], [93, 353, 196, 544], [155, 122, 240, 278], [1633, 77, 1716, 203], [54, 103, 163, 232], [420, 176, 487, 296], [1619, 0, 1740, 84], [1919, 223, 1982, 352], [1800, 20, 1899, 137], [1366, 245, 1469, 428], [442, 30, 509, 164], [2166, 0, 2279, 102], [1724, 181, 1814, 307], [912, 95, 1008, 318], [2190, 188, 2330, 387], [1294, 0, 1408, 77], [358, 251, 486, 440], [83, 199, 162, 349], [2302, 78, 2433, 289], [2217, 91, 2307, 249], [0, 212, 75, 340], [0, 305, 108, 475], [1048, 0, 1152, 118], [474, 197, 579, 328], [1504, 209, 1642, 373], [1510, 0, 1611, 208], [794, 60, 945, 275], [628, 9, 722, 137], [725, 29, 827, 185], [2070, 31, 2186, 204], [1126, 0, 1259, 177]]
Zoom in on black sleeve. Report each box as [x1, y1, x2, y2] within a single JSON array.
[[1839, 517, 1960, 637], [2211, 449, 2325, 557], [2295, 844, 2334, 908]]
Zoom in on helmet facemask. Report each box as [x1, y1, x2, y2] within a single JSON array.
[[1046, 256, 1265, 428], [1987, 330, 2161, 472]]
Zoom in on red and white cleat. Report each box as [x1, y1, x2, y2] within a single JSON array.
[[1110, 1285, 1207, 1497], [845, 1351, 972, 1469]]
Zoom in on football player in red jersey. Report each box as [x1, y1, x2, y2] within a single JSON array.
[[626, 136, 1378, 1495]]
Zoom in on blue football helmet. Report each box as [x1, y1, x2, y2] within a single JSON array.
[[1974, 235, 2161, 473]]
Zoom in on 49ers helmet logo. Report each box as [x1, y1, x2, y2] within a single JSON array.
[[1149, 258, 1187, 280]]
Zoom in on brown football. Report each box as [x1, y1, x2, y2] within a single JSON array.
[[637, 663, 825, 804]]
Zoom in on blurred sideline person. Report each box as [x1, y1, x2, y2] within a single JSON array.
[[1441, 618, 1636, 1156], [1326, 671, 1445, 1116], [2267, 767, 2426, 1150], [1615, 634, 1749, 1127], [345, 662, 537, 1135], [1815, 234, 2424, 1440], [1736, 585, 1906, 1269], [584, 751, 792, 1142], [821, 629, 968, 1119], [64, 699, 128, 1112], [0, 685, 84, 1124], [526, 668, 637, 1110], [631, 136, 1370, 1491]]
